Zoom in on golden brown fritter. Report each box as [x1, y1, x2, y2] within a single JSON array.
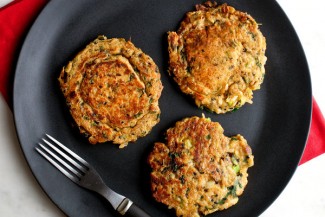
[[148, 116, 254, 217], [168, 2, 267, 113], [58, 36, 163, 148]]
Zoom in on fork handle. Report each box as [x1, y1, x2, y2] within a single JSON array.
[[117, 198, 151, 217], [124, 203, 151, 217]]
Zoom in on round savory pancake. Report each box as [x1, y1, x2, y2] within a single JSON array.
[[148, 116, 254, 217], [58, 36, 163, 148], [168, 2, 267, 113]]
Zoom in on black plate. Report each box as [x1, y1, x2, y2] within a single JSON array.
[[13, 0, 312, 216]]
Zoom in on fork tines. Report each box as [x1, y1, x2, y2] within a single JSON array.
[[36, 134, 89, 183]]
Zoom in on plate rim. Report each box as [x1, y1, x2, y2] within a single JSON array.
[[12, 0, 312, 216]]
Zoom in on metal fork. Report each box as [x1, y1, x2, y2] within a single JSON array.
[[36, 134, 151, 217]]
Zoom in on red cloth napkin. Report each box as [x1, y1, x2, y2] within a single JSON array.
[[0, 0, 47, 105], [299, 98, 325, 165], [1, 0, 325, 165]]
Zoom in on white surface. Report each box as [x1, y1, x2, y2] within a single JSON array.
[[276, 0, 325, 113], [0, 0, 325, 216], [0, 95, 63, 216], [262, 0, 325, 215], [262, 155, 325, 217], [0, 0, 11, 8]]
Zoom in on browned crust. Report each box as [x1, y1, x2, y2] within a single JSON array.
[[168, 2, 267, 114], [58, 36, 163, 148], [148, 116, 254, 216]]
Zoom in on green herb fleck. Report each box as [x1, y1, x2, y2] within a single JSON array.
[[231, 108, 239, 113], [129, 73, 135, 81], [186, 188, 190, 197], [217, 197, 227, 205], [231, 137, 238, 141], [180, 175, 186, 184], [97, 35, 106, 40], [134, 68, 140, 74], [146, 81, 152, 88], [248, 31, 256, 40], [169, 152, 180, 158], [231, 155, 239, 165], [137, 88, 145, 97], [102, 132, 108, 139], [233, 164, 240, 174], [255, 57, 262, 68], [229, 179, 241, 197], [134, 112, 142, 118], [244, 155, 250, 163], [216, 182, 239, 205], [180, 50, 187, 63], [92, 121, 99, 126], [228, 185, 237, 197], [169, 152, 181, 172]]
